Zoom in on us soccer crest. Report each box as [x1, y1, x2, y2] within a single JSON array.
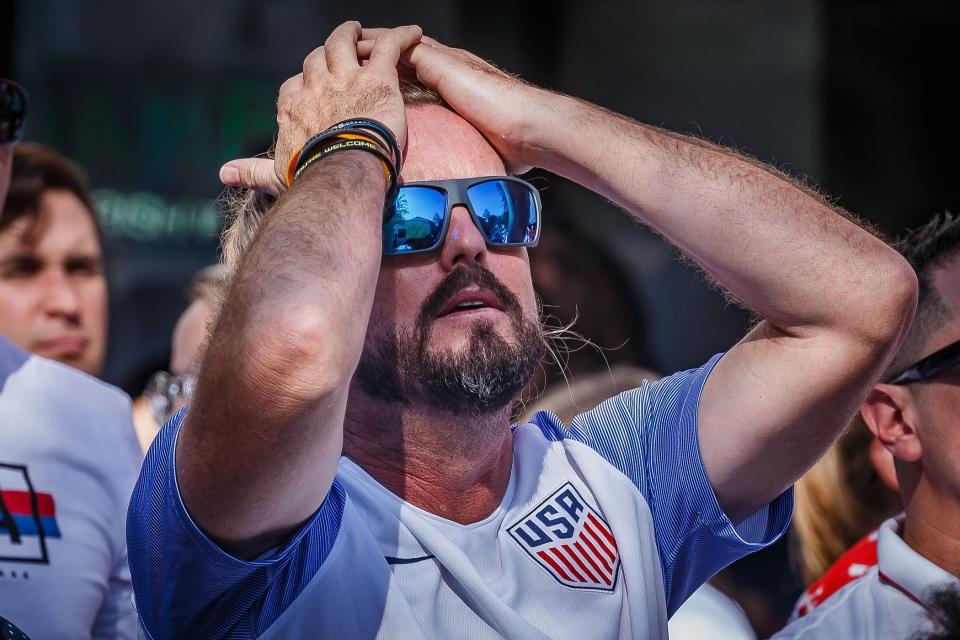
[[508, 482, 620, 591]]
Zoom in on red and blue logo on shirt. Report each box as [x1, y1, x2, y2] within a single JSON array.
[[508, 482, 620, 592], [0, 463, 61, 564]]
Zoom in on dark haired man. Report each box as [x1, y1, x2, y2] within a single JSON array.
[[0, 78, 140, 639], [0, 143, 109, 377], [775, 213, 960, 639], [128, 23, 916, 638]]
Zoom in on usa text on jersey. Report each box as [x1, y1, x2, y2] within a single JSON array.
[[508, 482, 620, 591]]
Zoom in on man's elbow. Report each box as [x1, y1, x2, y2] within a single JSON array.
[[854, 253, 918, 353], [243, 305, 359, 402]]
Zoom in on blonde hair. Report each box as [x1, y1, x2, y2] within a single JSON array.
[[792, 418, 901, 584]]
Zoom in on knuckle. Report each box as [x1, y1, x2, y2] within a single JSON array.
[[303, 46, 325, 69]]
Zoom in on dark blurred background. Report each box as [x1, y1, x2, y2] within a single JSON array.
[[4, 1, 959, 633]]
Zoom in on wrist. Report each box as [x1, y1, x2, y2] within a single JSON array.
[[288, 118, 401, 194], [514, 89, 588, 173]]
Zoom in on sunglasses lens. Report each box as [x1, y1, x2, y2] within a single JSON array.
[[467, 179, 539, 245], [383, 186, 447, 254], [0, 79, 28, 144]]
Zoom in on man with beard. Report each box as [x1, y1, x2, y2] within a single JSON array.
[[127, 23, 917, 639]]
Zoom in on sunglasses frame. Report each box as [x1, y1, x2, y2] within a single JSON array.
[[885, 337, 960, 385], [0, 78, 29, 144], [383, 175, 542, 256]]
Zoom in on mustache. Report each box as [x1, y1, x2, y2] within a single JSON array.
[[416, 264, 523, 332]]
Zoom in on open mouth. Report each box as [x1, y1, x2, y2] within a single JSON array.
[[437, 287, 505, 318]]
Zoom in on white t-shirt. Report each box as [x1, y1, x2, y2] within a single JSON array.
[[669, 583, 756, 640], [773, 515, 958, 639], [128, 353, 792, 639], [0, 336, 142, 639]]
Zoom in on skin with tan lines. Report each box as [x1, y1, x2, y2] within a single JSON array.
[[191, 21, 917, 559]]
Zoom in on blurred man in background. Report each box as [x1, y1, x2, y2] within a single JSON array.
[[0, 77, 140, 640], [132, 264, 223, 451], [0, 143, 108, 378], [775, 213, 960, 638]]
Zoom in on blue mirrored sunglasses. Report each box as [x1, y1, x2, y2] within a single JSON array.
[[383, 176, 541, 256]]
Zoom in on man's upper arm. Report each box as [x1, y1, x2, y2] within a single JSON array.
[[126, 409, 345, 639], [563, 354, 792, 614]]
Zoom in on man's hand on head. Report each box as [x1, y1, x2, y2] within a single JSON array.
[[220, 21, 422, 194], [358, 30, 547, 175]]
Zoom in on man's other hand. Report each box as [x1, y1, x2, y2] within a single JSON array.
[[359, 30, 546, 175]]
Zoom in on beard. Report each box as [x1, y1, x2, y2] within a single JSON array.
[[355, 264, 544, 416]]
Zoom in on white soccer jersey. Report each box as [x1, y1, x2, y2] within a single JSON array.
[[0, 336, 142, 639], [128, 353, 791, 639], [773, 516, 959, 639]]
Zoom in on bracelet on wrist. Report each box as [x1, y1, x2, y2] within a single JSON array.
[[286, 118, 402, 195], [293, 137, 395, 191]]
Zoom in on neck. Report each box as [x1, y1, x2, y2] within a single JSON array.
[[900, 473, 960, 579], [342, 395, 514, 524]]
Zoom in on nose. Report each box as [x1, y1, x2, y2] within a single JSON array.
[[41, 269, 82, 322], [437, 205, 488, 271]]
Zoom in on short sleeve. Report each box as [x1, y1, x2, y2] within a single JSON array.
[[562, 353, 793, 615], [126, 408, 345, 639]]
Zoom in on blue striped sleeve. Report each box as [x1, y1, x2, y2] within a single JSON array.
[[558, 353, 793, 615], [126, 408, 344, 639]]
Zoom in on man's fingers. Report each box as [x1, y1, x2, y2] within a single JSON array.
[[403, 40, 454, 89], [357, 39, 375, 59], [219, 158, 285, 196], [419, 34, 447, 48], [324, 21, 362, 73], [278, 73, 304, 100], [302, 46, 328, 81], [368, 25, 423, 70]]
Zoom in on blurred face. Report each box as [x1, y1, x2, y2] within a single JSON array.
[[907, 260, 960, 496], [0, 189, 107, 376], [354, 106, 543, 414], [170, 297, 213, 376]]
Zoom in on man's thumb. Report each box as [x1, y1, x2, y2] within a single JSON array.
[[219, 158, 284, 196]]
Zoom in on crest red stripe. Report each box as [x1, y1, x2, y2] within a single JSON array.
[[574, 541, 611, 585], [537, 550, 573, 582], [587, 514, 618, 550], [583, 521, 615, 562], [563, 543, 600, 584], [580, 531, 612, 573], [548, 546, 586, 582]]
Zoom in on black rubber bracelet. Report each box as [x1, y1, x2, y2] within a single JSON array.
[[295, 138, 398, 197], [327, 118, 402, 171], [295, 127, 394, 179]]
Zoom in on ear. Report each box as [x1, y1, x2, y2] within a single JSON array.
[[868, 436, 900, 493], [861, 384, 923, 463]]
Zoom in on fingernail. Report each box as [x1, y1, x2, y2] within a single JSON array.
[[219, 164, 241, 185]]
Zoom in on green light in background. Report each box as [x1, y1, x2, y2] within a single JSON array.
[[95, 189, 222, 243]]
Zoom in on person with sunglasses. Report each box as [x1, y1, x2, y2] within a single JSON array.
[[774, 213, 960, 639], [127, 23, 917, 639], [0, 78, 140, 639]]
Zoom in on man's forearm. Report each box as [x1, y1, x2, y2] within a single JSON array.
[[178, 151, 386, 552], [526, 93, 916, 519], [530, 94, 910, 339]]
